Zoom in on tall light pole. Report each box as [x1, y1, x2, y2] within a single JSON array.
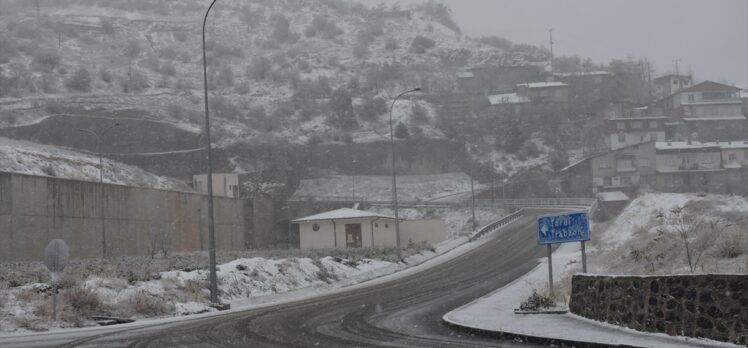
[[77, 122, 119, 258], [389, 87, 420, 261], [468, 144, 477, 231], [202, 0, 220, 305]]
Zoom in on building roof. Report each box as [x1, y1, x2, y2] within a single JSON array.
[[487, 92, 529, 105], [554, 71, 612, 78], [655, 141, 721, 151], [682, 116, 747, 121], [678, 80, 740, 94], [457, 71, 474, 79], [292, 208, 395, 223], [560, 141, 655, 172], [607, 116, 670, 121], [596, 191, 630, 202], [517, 82, 567, 89], [653, 74, 691, 82]]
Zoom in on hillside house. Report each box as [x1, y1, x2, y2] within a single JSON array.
[[456, 65, 544, 95], [653, 74, 693, 98], [654, 141, 726, 193], [606, 116, 668, 150], [554, 71, 615, 103], [560, 141, 656, 196], [656, 81, 747, 141], [516, 82, 569, 104]]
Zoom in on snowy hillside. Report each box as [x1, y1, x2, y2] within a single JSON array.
[[0, 137, 189, 190], [291, 172, 485, 202], [582, 192, 748, 276]]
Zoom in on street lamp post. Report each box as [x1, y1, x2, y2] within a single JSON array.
[[468, 145, 477, 231], [77, 122, 119, 258], [202, 0, 220, 306], [389, 87, 420, 261]]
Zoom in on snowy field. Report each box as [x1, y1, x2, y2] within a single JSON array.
[[291, 172, 486, 202], [0, 137, 189, 191]]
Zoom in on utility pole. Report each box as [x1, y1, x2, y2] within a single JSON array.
[[548, 29, 554, 74]]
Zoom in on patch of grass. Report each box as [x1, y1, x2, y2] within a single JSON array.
[[64, 287, 102, 317], [121, 291, 174, 317], [715, 230, 745, 259]]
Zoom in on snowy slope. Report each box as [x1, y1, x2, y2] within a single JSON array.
[[0, 137, 189, 190]]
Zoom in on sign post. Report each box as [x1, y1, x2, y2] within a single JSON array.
[[537, 211, 590, 297], [44, 239, 70, 321]]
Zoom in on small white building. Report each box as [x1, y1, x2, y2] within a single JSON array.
[[293, 208, 446, 250], [193, 173, 240, 199]]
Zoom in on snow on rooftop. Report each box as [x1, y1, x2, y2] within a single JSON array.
[[487, 93, 529, 105], [682, 116, 747, 121], [554, 71, 612, 77], [457, 71, 474, 78], [517, 82, 567, 89], [293, 208, 395, 222], [655, 141, 714, 150], [596, 191, 630, 202]]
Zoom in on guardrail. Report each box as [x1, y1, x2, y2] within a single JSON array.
[[468, 210, 525, 242]]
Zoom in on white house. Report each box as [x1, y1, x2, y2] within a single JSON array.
[[193, 173, 240, 199], [292, 208, 446, 250]]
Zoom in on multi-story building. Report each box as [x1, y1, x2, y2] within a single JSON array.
[[656, 81, 746, 141], [654, 141, 726, 194], [560, 141, 656, 196], [606, 116, 668, 150], [516, 82, 569, 104]]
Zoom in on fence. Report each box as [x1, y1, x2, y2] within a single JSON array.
[[468, 210, 525, 242]]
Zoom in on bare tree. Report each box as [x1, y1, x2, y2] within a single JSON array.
[[657, 207, 731, 273], [148, 221, 174, 258]]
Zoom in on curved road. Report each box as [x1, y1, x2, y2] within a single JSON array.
[[17, 210, 554, 347]]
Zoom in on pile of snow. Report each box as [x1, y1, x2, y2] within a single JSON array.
[[0, 137, 189, 191]]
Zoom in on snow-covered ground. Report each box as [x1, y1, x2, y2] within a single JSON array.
[[445, 192, 748, 347], [444, 242, 739, 348], [0, 136, 189, 191], [291, 172, 486, 202]]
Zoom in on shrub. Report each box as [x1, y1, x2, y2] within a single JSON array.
[[413, 1, 462, 35], [384, 37, 398, 50], [248, 56, 272, 80], [271, 14, 292, 43], [31, 49, 60, 71], [101, 19, 115, 35], [123, 69, 150, 93], [40, 73, 59, 94], [123, 291, 174, 317], [716, 230, 745, 258], [64, 286, 102, 316], [410, 35, 436, 54], [99, 67, 113, 83], [518, 289, 555, 311], [159, 61, 176, 76], [410, 103, 428, 124], [173, 31, 187, 43], [217, 65, 233, 87], [65, 67, 92, 92], [394, 121, 410, 139], [356, 95, 387, 121]]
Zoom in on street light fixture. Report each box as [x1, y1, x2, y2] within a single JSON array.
[[202, 0, 220, 306], [77, 122, 120, 258], [389, 87, 421, 261]]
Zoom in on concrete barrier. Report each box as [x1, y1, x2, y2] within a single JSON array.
[[0, 172, 245, 261]]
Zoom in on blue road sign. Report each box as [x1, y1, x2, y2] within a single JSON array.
[[537, 211, 590, 245]]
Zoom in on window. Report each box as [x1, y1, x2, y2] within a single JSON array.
[[617, 133, 626, 142], [598, 161, 611, 169], [620, 176, 632, 185], [374, 223, 379, 228], [687, 94, 695, 102], [673, 79, 678, 85], [640, 135, 645, 142], [728, 154, 737, 161], [616, 122, 625, 130], [649, 121, 658, 128], [385, 223, 389, 228], [631, 121, 643, 129]]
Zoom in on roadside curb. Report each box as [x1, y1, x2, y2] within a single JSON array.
[[441, 317, 641, 348]]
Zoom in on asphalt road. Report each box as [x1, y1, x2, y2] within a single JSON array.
[[14, 210, 553, 348]]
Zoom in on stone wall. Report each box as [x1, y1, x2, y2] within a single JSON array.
[[569, 274, 748, 345], [0, 172, 246, 262]]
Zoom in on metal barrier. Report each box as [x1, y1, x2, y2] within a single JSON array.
[[468, 210, 525, 242], [288, 197, 596, 209]]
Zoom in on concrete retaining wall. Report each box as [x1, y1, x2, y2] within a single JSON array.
[[0, 172, 246, 262], [569, 274, 748, 345]]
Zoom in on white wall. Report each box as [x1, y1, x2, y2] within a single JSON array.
[[193, 174, 239, 199], [299, 217, 398, 249]]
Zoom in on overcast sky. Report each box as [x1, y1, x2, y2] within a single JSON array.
[[374, 0, 748, 84]]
